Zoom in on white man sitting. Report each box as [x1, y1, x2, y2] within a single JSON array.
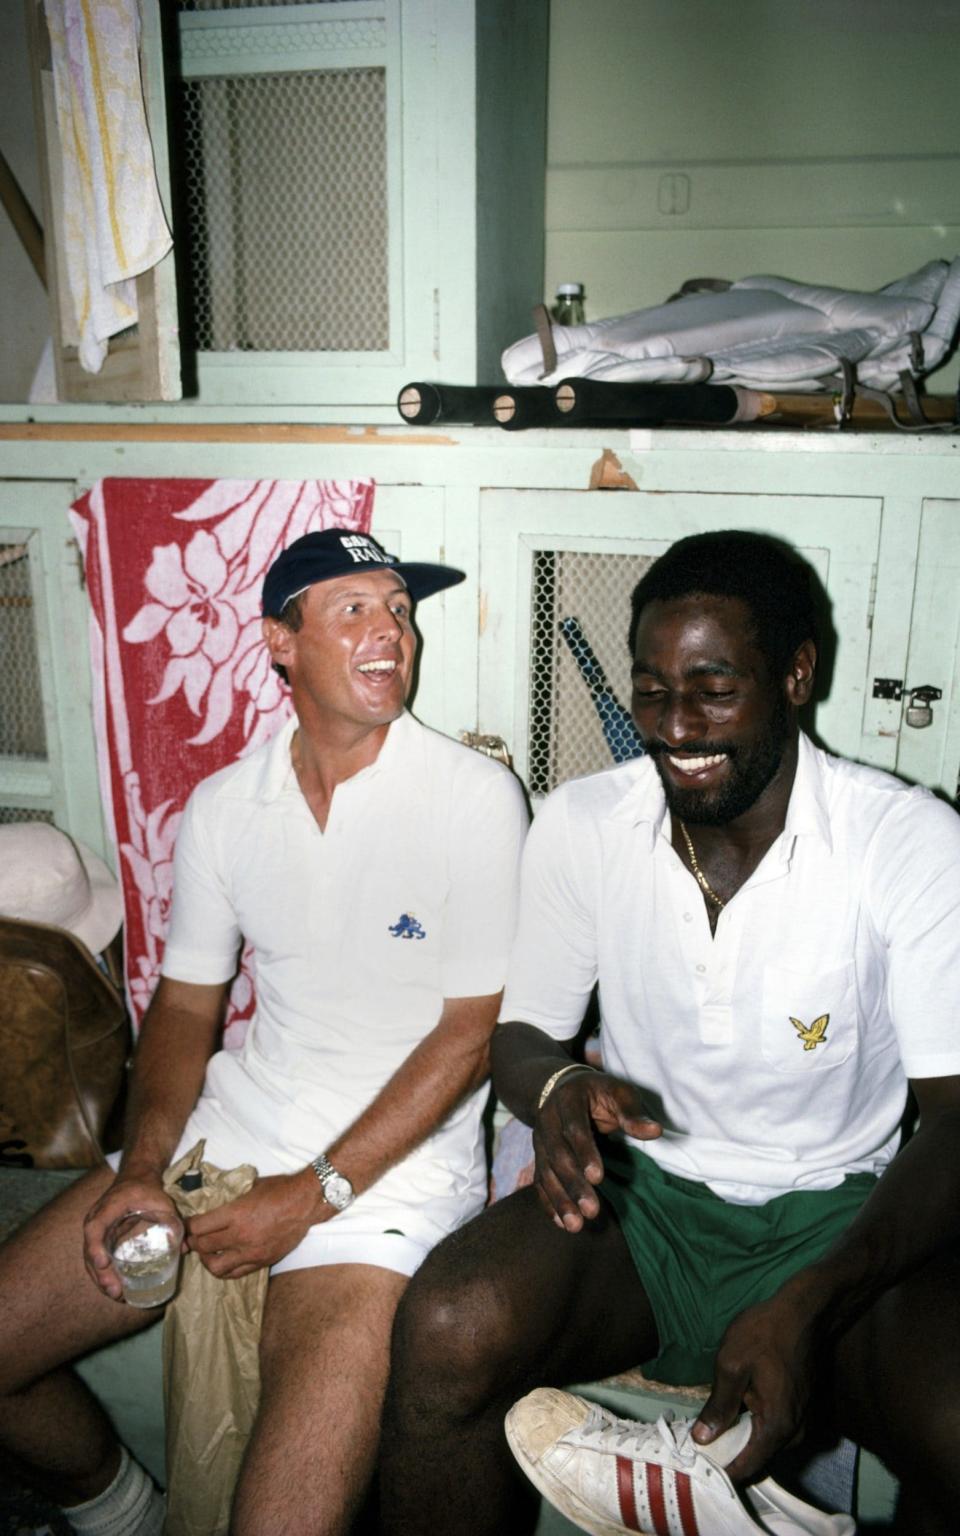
[[379, 529, 960, 1536], [0, 529, 527, 1536]]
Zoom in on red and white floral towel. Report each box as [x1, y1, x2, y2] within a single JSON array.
[[69, 478, 374, 1040]]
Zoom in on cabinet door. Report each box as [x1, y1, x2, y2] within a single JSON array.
[[479, 490, 883, 795], [0, 483, 105, 855], [174, 0, 546, 406], [893, 500, 960, 803], [179, 0, 404, 405]]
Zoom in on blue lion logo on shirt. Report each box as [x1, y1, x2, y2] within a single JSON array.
[[389, 913, 426, 940]]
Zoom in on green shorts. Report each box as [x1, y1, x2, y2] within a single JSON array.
[[600, 1139, 877, 1387]]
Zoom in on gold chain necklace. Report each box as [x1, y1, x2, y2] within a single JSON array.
[[678, 820, 726, 910]]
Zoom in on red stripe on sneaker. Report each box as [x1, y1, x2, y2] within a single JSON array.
[[647, 1463, 669, 1535], [616, 1455, 640, 1530], [676, 1470, 699, 1536]]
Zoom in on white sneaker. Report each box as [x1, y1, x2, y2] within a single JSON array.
[[504, 1389, 856, 1536]]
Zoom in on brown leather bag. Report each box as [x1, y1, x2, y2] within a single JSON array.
[[0, 917, 130, 1168]]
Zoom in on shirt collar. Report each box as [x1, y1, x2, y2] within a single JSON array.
[[607, 757, 667, 849], [254, 708, 415, 804], [779, 730, 833, 858], [604, 730, 833, 857], [256, 713, 299, 802], [347, 706, 415, 786]]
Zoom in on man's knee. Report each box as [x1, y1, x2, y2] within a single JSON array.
[[388, 1189, 647, 1426], [0, 1171, 143, 1399], [390, 1249, 516, 1416]]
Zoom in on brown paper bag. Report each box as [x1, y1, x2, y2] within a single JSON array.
[[161, 1140, 269, 1536]]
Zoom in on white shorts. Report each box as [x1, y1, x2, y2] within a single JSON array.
[[108, 1098, 460, 1280]]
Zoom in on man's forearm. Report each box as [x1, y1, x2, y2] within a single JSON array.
[[82, 977, 227, 1297], [775, 1099, 960, 1337], [491, 1021, 584, 1126], [318, 994, 502, 1200], [182, 1007, 498, 1272]]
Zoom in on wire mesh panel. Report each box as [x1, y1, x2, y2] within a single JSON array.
[[528, 549, 656, 794], [180, 67, 388, 352], [0, 542, 47, 760]]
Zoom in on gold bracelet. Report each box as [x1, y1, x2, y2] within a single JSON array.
[[537, 1063, 592, 1111]]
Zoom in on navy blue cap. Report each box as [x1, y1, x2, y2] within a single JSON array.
[[262, 530, 465, 617]]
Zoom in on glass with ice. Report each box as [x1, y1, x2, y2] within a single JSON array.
[[107, 1210, 184, 1308]]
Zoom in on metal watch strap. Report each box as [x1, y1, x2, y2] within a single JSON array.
[[310, 1151, 354, 1209], [311, 1151, 338, 1186]]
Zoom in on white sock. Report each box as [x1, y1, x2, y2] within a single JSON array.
[[63, 1447, 165, 1536]]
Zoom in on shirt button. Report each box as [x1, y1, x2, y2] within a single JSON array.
[[695, 963, 706, 974], [683, 911, 693, 923]]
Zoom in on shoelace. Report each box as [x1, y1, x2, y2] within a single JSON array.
[[580, 1408, 698, 1467]]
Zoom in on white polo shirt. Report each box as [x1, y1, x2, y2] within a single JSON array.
[[501, 733, 960, 1203], [162, 710, 527, 1249]]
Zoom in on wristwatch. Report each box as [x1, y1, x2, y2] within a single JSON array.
[[310, 1151, 355, 1212]]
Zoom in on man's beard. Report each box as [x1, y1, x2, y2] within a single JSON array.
[[647, 693, 791, 827]]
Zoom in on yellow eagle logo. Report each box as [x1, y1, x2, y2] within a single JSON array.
[[790, 1013, 829, 1051]]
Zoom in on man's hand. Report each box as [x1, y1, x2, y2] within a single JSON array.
[[533, 1069, 661, 1232], [186, 1171, 325, 1279], [81, 975, 229, 1300], [691, 1290, 820, 1483], [83, 1172, 180, 1302]]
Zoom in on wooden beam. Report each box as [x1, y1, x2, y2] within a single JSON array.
[[0, 147, 45, 288], [0, 423, 456, 445], [0, 393, 953, 446]]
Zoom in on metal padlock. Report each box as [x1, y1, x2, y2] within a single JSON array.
[[904, 685, 942, 729]]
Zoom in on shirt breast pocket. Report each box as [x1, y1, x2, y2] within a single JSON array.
[[760, 962, 858, 1073]]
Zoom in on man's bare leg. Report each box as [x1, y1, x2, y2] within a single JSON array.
[[832, 1247, 960, 1536], [377, 1181, 960, 1536], [379, 1187, 659, 1536], [231, 1262, 408, 1536], [0, 1169, 160, 1505]]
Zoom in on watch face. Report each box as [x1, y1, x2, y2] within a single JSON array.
[[323, 1172, 354, 1211]]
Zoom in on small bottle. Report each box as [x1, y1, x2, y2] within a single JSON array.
[[551, 282, 585, 327]]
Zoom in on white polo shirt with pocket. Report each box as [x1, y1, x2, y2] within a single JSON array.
[[500, 733, 960, 1204], [162, 709, 527, 1265]]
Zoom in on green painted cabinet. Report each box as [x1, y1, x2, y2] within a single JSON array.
[[0, 481, 104, 851], [0, 426, 958, 861], [172, 0, 548, 408], [478, 488, 885, 795], [477, 480, 960, 803]]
